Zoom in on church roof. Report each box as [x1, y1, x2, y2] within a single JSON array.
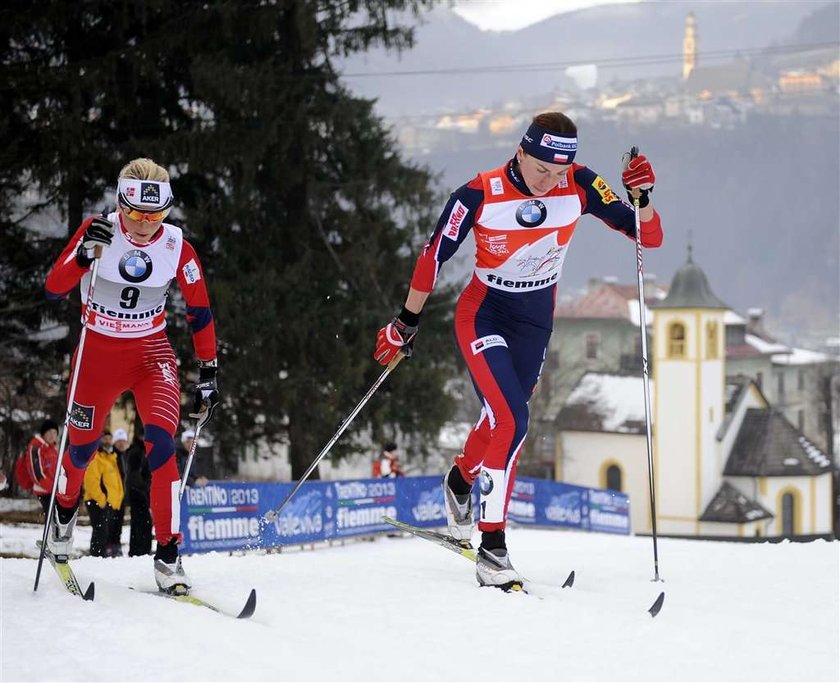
[[685, 61, 770, 96], [699, 482, 773, 523], [724, 408, 833, 476], [555, 280, 668, 323], [653, 252, 728, 310]]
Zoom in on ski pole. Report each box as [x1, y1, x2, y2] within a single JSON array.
[[262, 353, 405, 524], [178, 415, 206, 500], [623, 146, 664, 584], [34, 246, 103, 592]]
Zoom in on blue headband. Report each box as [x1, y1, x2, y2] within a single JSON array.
[[520, 123, 577, 164]]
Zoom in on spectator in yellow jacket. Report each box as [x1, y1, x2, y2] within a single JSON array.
[[83, 431, 125, 557]]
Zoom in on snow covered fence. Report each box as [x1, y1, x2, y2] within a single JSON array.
[[179, 476, 630, 554]]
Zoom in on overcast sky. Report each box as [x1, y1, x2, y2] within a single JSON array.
[[451, 0, 641, 31]]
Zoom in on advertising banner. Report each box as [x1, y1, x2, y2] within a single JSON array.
[[180, 475, 630, 554]]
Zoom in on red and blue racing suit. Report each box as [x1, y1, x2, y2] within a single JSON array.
[[411, 159, 663, 532]]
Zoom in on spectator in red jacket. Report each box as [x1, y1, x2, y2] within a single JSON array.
[[21, 419, 60, 512]]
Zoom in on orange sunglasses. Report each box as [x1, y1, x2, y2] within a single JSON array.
[[120, 205, 171, 222]]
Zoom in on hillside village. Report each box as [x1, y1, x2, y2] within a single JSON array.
[[394, 13, 839, 153]]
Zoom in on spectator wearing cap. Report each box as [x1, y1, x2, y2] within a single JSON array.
[[16, 419, 60, 512], [175, 429, 208, 488], [83, 430, 125, 557]]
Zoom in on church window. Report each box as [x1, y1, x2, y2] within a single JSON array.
[[778, 488, 803, 537], [668, 322, 686, 358], [781, 492, 796, 537], [585, 334, 599, 359], [605, 464, 622, 492], [706, 321, 719, 359]]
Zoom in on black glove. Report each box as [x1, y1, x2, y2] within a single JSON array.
[[76, 216, 115, 267], [191, 360, 219, 427]]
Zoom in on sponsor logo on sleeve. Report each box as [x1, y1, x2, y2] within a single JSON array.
[[443, 200, 468, 240], [470, 334, 508, 355], [69, 402, 95, 430], [592, 175, 620, 204], [489, 177, 504, 196], [182, 259, 201, 284]]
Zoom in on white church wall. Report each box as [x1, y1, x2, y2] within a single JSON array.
[[557, 430, 649, 534], [699, 349, 725, 513], [656, 361, 699, 526], [759, 474, 834, 536], [697, 519, 767, 537]]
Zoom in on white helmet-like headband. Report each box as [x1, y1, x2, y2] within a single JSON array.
[[116, 178, 175, 212]]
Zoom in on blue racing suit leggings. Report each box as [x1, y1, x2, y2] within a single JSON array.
[[453, 275, 554, 532]]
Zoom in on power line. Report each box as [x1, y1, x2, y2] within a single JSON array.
[[340, 41, 839, 78]]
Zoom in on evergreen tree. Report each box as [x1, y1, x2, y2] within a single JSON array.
[[0, 1, 456, 479], [167, 1, 454, 477]]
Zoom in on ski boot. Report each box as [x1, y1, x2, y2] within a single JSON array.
[[46, 502, 79, 561], [154, 540, 192, 595], [476, 532, 524, 592], [442, 465, 474, 544]]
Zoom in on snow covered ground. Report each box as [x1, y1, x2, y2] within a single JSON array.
[[1, 523, 838, 682]]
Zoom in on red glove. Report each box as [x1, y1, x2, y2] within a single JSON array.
[[622, 154, 655, 190], [621, 152, 655, 207], [374, 315, 417, 366]]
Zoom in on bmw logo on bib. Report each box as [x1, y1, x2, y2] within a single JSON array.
[[479, 470, 494, 496], [515, 199, 547, 227], [119, 249, 153, 283]]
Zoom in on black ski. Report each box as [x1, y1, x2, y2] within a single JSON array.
[[131, 587, 257, 619], [382, 516, 575, 592]]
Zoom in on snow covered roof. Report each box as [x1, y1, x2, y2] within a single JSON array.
[[771, 348, 831, 365], [724, 310, 746, 324], [699, 482, 773, 523], [745, 333, 790, 355], [724, 408, 833, 477], [558, 372, 651, 434]]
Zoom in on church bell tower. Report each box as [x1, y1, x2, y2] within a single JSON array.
[[683, 12, 697, 81]]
